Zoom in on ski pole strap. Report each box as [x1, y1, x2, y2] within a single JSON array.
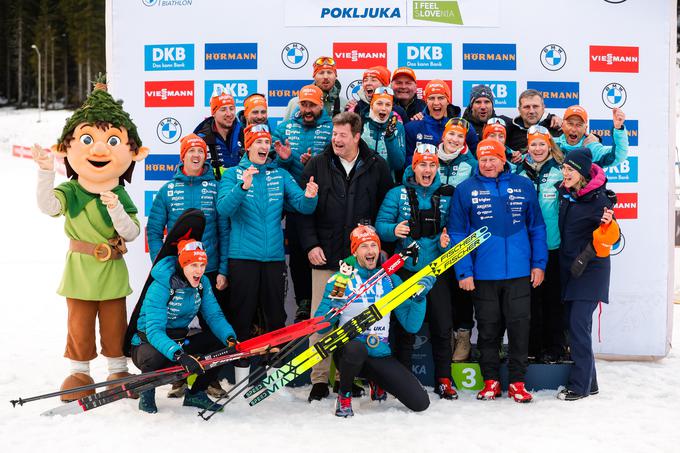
[[381, 253, 405, 275]]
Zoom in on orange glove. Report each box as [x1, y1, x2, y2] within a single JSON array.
[[592, 220, 620, 258]]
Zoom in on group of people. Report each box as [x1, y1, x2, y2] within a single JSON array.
[[35, 57, 627, 418]]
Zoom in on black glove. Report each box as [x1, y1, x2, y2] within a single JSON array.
[[570, 243, 597, 278], [385, 116, 398, 138], [174, 351, 204, 375]]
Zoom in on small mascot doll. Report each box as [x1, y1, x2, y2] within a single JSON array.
[[328, 256, 357, 299], [31, 76, 148, 401]]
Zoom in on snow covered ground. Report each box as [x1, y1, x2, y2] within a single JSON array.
[[0, 107, 679, 453]]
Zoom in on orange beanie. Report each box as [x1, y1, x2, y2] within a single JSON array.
[[476, 138, 506, 164], [178, 239, 208, 268], [210, 93, 235, 115], [350, 225, 381, 255], [179, 134, 207, 161]]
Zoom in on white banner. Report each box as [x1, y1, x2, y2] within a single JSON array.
[[108, 0, 675, 358]]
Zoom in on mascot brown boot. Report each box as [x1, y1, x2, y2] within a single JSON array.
[[60, 373, 95, 402]]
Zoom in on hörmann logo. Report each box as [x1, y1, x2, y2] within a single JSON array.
[[144, 81, 194, 107], [333, 42, 387, 69], [204, 43, 257, 70], [462, 81, 516, 108], [144, 154, 179, 181], [589, 119, 638, 146], [526, 81, 579, 109], [144, 44, 194, 71], [590, 46, 639, 73], [267, 80, 313, 107], [320, 7, 401, 18], [462, 43, 516, 70], [398, 43, 452, 70]]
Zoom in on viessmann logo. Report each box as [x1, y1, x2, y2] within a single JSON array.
[[333, 42, 387, 69], [144, 81, 194, 107], [590, 46, 639, 73]]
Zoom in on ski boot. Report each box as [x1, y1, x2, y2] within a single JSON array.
[[557, 388, 588, 401], [477, 380, 501, 400], [435, 378, 459, 400], [206, 379, 228, 398], [508, 382, 533, 403], [335, 392, 354, 418], [139, 389, 158, 414], [308, 383, 330, 402], [368, 381, 387, 402], [183, 390, 223, 412], [294, 299, 311, 323]]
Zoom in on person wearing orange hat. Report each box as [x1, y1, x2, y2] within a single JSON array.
[[194, 92, 243, 174], [218, 122, 318, 383], [273, 84, 333, 322], [346, 66, 408, 124], [360, 85, 406, 179], [130, 238, 238, 414], [448, 138, 548, 403], [515, 125, 568, 364], [376, 142, 460, 400], [146, 133, 231, 399], [390, 67, 425, 124], [482, 117, 523, 164], [556, 104, 629, 169], [556, 147, 619, 401], [314, 224, 435, 417], [405, 80, 479, 168], [283, 56, 347, 120]]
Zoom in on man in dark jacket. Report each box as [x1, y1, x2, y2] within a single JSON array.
[[300, 111, 393, 402], [194, 93, 243, 176], [462, 84, 497, 145], [505, 89, 563, 152]]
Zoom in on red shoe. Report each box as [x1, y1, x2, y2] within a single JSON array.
[[368, 381, 387, 402], [476, 380, 501, 400], [508, 382, 533, 403], [435, 378, 458, 400]]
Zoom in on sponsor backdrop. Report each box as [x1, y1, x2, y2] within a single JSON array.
[[107, 0, 674, 358]]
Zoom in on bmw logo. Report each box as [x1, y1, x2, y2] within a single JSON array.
[[346, 79, 363, 102], [602, 82, 627, 109], [157, 117, 182, 144], [281, 43, 309, 70], [142, 0, 158, 6], [540, 44, 566, 71]]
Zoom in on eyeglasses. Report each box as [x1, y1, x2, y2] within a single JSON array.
[[445, 118, 469, 131], [486, 117, 506, 127], [248, 124, 270, 133], [180, 241, 204, 252], [528, 125, 550, 135], [314, 57, 336, 67], [414, 143, 438, 155], [374, 86, 394, 96]]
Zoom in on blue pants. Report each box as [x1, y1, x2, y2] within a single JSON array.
[[565, 300, 599, 395]]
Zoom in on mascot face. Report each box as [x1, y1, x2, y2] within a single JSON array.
[[339, 260, 354, 276]]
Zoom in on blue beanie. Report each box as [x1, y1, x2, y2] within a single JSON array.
[[563, 147, 593, 180]]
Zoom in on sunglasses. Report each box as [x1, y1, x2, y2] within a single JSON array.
[[374, 86, 395, 96], [486, 117, 506, 127], [249, 124, 270, 133], [414, 143, 438, 155], [314, 57, 336, 67], [528, 125, 550, 135], [445, 117, 470, 131], [180, 241, 204, 252]]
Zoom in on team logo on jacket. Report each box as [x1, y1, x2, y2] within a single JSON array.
[[526, 81, 579, 108], [540, 44, 566, 71], [204, 43, 258, 70], [281, 42, 309, 69], [346, 79, 363, 101], [333, 42, 387, 69], [590, 46, 639, 73], [156, 117, 182, 144], [602, 82, 627, 109], [268, 80, 313, 107], [397, 43, 452, 69], [462, 43, 516, 70], [145, 81, 194, 107], [589, 119, 638, 146], [144, 44, 194, 71]]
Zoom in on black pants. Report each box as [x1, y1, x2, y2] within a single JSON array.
[[390, 268, 453, 379], [285, 213, 312, 304], [451, 278, 474, 331], [131, 331, 223, 393], [334, 341, 430, 412], [473, 277, 531, 383], [227, 259, 286, 341], [529, 250, 566, 357]]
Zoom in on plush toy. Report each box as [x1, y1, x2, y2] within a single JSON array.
[[32, 76, 148, 401], [329, 257, 357, 299]]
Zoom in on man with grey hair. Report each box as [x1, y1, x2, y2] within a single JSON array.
[[299, 111, 393, 402], [505, 89, 563, 152]]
